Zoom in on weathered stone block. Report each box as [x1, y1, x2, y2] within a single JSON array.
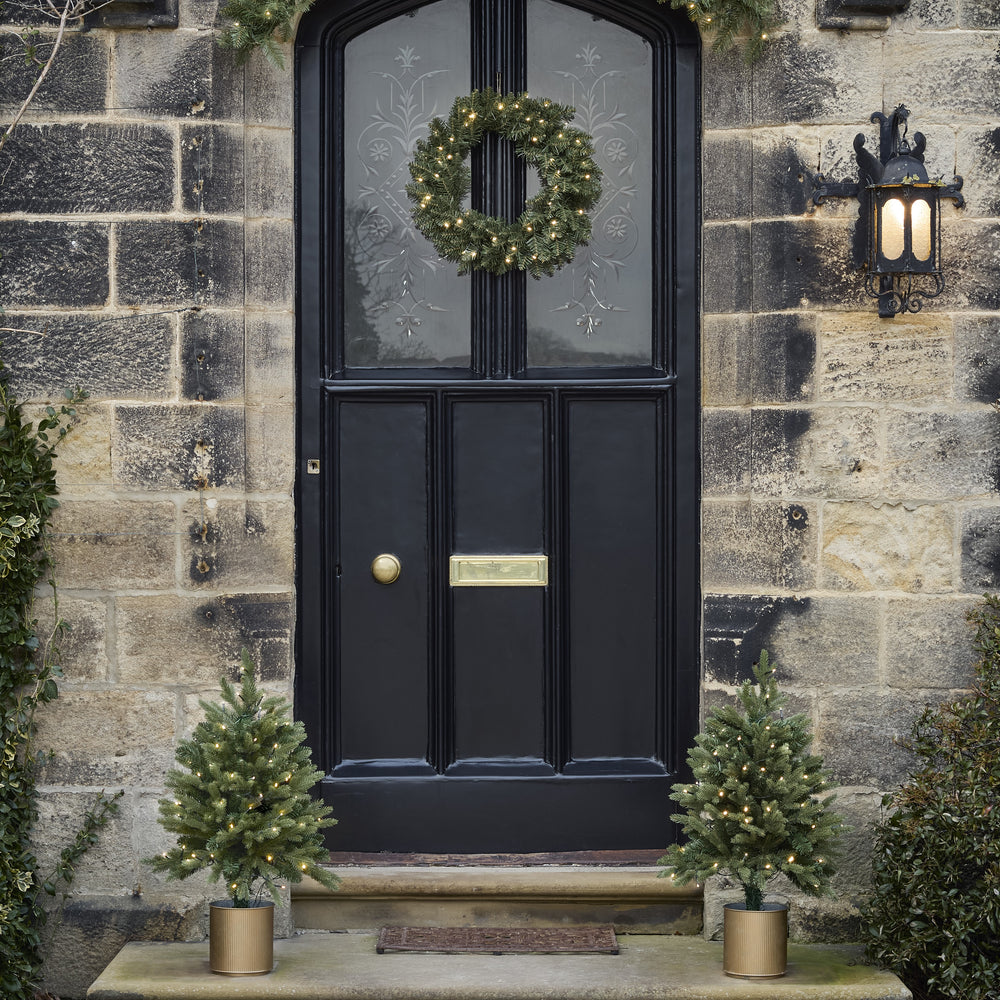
[[884, 597, 978, 690], [702, 314, 750, 406], [245, 41, 295, 126], [247, 127, 294, 219], [959, 0, 1000, 27], [245, 219, 294, 308], [34, 400, 114, 489], [0, 124, 174, 214], [700, 48, 752, 128], [702, 409, 750, 496], [34, 791, 134, 894], [814, 689, 924, 787], [751, 407, 881, 499], [944, 219, 1000, 311], [703, 132, 751, 222], [703, 500, 816, 591], [116, 592, 293, 684], [42, 894, 206, 1000], [246, 312, 294, 405], [905, 0, 958, 29], [954, 127, 1000, 218], [49, 499, 177, 590], [116, 221, 245, 307], [750, 130, 813, 218], [34, 688, 176, 785], [178, 0, 221, 30], [181, 124, 245, 215], [954, 314, 1000, 404], [751, 32, 883, 127], [0, 32, 108, 115], [750, 219, 865, 312], [32, 594, 110, 682], [113, 31, 243, 120], [704, 594, 809, 685], [0, 221, 109, 308], [751, 313, 816, 403], [180, 310, 245, 401], [703, 223, 751, 314], [821, 501, 954, 592], [181, 497, 294, 591], [113, 403, 246, 490], [818, 313, 953, 402], [884, 410, 1000, 500], [3, 314, 172, 399], [961, 506, 1000, 589], [244, 406, 295, 493], [883, 30, 1000, 118]]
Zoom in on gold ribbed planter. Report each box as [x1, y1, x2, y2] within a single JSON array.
[[722, 902, 787, 978], [209, 900, 274, 975]]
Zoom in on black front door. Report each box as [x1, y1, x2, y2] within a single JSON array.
[[297, 0, 699, 852]]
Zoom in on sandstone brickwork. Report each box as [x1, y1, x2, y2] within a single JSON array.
[[0, 0, 997, 993]]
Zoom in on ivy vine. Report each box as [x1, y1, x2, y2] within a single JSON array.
[[0, 352, 121, 1000]]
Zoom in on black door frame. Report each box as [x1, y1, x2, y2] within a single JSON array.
[[295, 0, 701, 851]]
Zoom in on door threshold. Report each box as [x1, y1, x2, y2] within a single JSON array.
[[327, 850, 665, 866]]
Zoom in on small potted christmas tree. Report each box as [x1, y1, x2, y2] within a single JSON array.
[[659, 650, 843, 978], [148, 651, 340, 974]]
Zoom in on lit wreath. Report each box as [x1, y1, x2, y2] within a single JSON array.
[[405, 89, 602, 278]]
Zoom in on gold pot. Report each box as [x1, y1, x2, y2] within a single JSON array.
[[209, 900, 274, 975], [722, 901, 787, 978]]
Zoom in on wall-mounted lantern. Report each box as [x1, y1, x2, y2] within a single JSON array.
[[812, 106, 964, 318]]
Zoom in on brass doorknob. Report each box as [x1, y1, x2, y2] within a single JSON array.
[[370, 553, 402, 585]]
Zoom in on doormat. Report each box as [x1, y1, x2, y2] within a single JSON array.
[[376, 926, 619, 955]]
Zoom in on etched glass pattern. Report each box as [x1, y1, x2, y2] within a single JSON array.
[[343, 1, 471, 368], [525, 0, 652, 366]]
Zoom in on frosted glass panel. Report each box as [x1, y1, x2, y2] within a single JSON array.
[[526, 0, 652, 367], [912, 199, 932, 262], [881, 198, 906, 262], [343, 1, 471, 368]]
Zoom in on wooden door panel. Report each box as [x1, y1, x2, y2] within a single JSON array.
[[565, 395, 663, 769], [333, 398, 433, 775]]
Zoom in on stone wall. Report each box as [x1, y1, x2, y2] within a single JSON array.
[[700, 0, 1000, 939], [0, 0, 997, 994]]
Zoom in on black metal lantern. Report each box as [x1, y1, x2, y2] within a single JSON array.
[[814, 106, 964, 317]]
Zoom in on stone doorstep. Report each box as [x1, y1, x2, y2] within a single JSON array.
[[291, 866, 704, 935], [86, 933, 912, 1000]]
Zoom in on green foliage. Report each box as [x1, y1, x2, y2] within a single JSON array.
[[149, 651, 340, 906], [406, 88, 602, 278], [0, 353, 120, 1000], [659, 0, 782, 62], [862, 595, 1000, 1000], [217, 0, 314, 67], [660, 651, 844, 910]]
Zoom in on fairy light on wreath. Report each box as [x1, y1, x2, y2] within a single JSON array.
[[405, 88, 602, 279]]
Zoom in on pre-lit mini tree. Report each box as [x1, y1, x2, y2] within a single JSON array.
[[148, 652, 340, 905], [660, 651, 843, 910]]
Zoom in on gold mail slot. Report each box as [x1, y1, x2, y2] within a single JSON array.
[[449, 555, 549, 587]]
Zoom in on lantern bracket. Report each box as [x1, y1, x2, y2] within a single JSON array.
[[810, 105, 964, 317]]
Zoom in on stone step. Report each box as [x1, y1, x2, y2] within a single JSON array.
[[291, 865, 703, 935], [87, 932, 911, 1000]]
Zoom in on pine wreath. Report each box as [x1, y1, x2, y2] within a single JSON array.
[[406, 88, 602, 278]]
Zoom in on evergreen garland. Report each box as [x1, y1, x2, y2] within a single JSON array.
[[148, 652, 340, 906], [659, 0, 782, 62], [217, 0, 313, 68], [405, 88, 602, 278], [659, 651, 844, 911]]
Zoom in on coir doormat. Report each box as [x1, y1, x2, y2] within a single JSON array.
[[376, 925, 619, 955]]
